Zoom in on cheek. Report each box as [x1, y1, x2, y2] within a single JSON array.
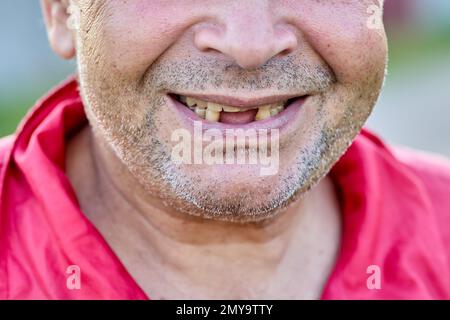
[[289, 1, 387, 85], [88, 1, 196, 78]]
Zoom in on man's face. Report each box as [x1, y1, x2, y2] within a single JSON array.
[[71, 0, 387, 222]]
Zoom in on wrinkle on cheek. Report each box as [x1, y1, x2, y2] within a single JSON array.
[[77, 1, 109, 57]]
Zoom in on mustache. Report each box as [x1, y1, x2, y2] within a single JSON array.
[[142, 54, 336, 96]]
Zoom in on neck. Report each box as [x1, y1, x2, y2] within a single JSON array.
[[67, 126, 342, 299]]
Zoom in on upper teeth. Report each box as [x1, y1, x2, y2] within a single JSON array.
[[222, 106, 241, 112], [206, 103, 221, 122], [255, 105, 271, 121], [180, 96, 286, 122]]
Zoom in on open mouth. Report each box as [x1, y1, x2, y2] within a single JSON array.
[[172, 94, 304, 125]]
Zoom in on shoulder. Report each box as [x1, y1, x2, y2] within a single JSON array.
[[391, 145, 450, 220], [359, 129, 450, 188], [392, 145, 450, 195], [354, 129, 450, 227], [380, 142, 450, 253], [390, 145, 450, 260]]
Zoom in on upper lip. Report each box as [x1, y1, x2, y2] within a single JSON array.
[[172, 92, 307, 108]]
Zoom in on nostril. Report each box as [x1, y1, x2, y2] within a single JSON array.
[[202, 47, 222, 55], [279, 48, 293, 56], [274, 24, 299, 55]]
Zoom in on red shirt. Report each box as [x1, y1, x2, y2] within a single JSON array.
[[1, 77, 450, 299]]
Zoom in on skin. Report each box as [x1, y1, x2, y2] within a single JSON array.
[[41, 0, 387, 298]]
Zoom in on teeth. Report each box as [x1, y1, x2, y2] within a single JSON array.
[[206, 102, 223, 112], [205, 110, 221, 122], [222, 106, 241, 112], [270, 109, 279, 116], [180, 96, 286, 122], [184, 96, 207, 111], [195, 107, 206, 119], [196, 100, 207, 109], [186, 97, 197, 107], [255, 105, 272, 121], [270, 104, 284, 116], [205, 103, 222, 121]]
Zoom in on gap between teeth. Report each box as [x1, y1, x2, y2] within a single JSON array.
[[182, 96, 286, 122]]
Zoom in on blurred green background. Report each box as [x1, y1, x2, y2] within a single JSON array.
[[1, 0, 450, 156]]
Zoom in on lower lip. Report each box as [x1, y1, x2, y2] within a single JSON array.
[[169, 95, 307, 133]]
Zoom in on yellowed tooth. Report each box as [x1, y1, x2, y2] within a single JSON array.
[[275, 103, 284, 110], [270, 108, 281, 116], [186, 97, 197, 107], [203, 102, 223, 121], [207, 102, 223, 112], [205, 110, 220, 122], [195, 107, 206, 119], [179, 96, 187, 104], [270, 104, 284, 116], [196, 100, 207, 109], [222, 106, 241, 112], [255, 105, 271, 121]]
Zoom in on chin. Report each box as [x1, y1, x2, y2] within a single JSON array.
[[159, 164, 305, 223]]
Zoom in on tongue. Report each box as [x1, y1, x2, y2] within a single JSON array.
[[219, 109, 258, 124]]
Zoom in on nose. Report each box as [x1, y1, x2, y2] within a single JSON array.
[[194, 4, 298, 69]]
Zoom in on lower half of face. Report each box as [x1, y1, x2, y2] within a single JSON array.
[[76, 0, 387, 222]]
